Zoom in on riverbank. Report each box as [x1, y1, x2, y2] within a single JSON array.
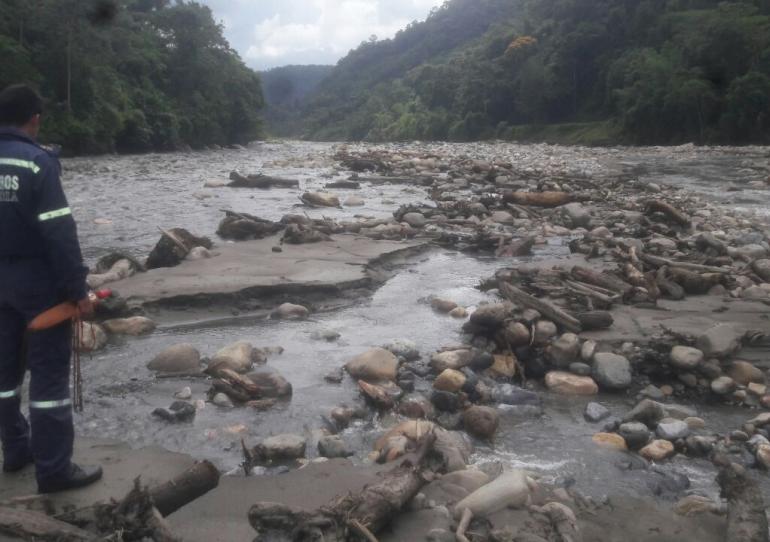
[[2, 141, 770, 540]]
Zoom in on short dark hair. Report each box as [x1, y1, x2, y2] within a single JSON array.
[[0, 84, 43, 126]]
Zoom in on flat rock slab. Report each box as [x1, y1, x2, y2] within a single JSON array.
[[0, 439, 195, 509], [111, 234, 425, 307], [583, 296, 770, 360]]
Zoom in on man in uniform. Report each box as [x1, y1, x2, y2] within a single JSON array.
[[0, 84, 102, 493]]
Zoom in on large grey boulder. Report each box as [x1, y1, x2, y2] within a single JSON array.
[[260, 434, 307, 460], [669, 346, 704, 371], [248, 367, 293, 398], [657, 419, 690, 441], [102, 316, 156, 336], [623, 399, 667, 425], [561, 203, 591, 229], [345, 348, 400, 382], [696, 324, 742, 359], [147, 344, 201, 373], [592, 353, 632, 390], [430, 350, 473, 372], [619, 422, 651, 450], [209, 341, 262, 374], [547, 333, 581, 368], [317, 435, 354, 458]]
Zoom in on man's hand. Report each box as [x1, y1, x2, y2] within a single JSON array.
[[77, 297, 95, 319]]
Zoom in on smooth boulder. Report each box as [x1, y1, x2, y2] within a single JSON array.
[[345, 348, 399, 382], [260, 434, 307, 460], [545, 371, 598, 395], [592, 353, 632, 390], [463, 406, 499, 439], [696, 323, 742, 359], [270, 303, 310, 320], [669, 346, 704, 371], [102, 316, 156, 336], [430, 350, 473, 372], [147, 344, 201, 373], [209, 341, 261, 374]]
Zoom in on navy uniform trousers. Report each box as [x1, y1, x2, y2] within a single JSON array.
[[0, 256, 73, 483]]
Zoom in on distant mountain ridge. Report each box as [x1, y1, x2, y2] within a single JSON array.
[[295, 0, 770, 145], [259, 65, 333, 137]]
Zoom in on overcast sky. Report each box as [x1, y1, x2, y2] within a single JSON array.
[[200, 0, 445, 71]]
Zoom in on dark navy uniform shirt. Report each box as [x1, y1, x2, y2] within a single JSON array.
[[0, 127, 87, 301]]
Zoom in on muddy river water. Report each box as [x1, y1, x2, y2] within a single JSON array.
[[61, 141, 770, 503]]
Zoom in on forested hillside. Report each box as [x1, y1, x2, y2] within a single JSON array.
[[301, 0, 770, 145], [260, 65, 333, 137], [0, 0, 264, 154]]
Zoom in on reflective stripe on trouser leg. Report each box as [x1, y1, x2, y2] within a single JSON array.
[[26, 321, 74, 481], [30, 398, 72, 409], [0, 387, 20, 399]]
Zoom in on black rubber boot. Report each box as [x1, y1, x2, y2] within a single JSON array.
[[38, 463, 103, 494], [2, 450, 32, 473]]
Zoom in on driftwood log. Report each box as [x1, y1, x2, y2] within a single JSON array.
[[502, 191, 573, 208], [248, 433, 438, 541], [640, 253, 731, 274], [150, 461, 221, 517], [576, 311, 613, 330], [645, 200, 691, 228], [717, 465, 768, 542], [570, 266, 634, 297], [500, 282, 582, 333], [228, 171, 299, 189], [0, 463, 220, 541]]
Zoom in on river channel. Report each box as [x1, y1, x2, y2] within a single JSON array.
[[62, 141, 770, 503]]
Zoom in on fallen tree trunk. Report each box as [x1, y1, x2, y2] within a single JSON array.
[[502, 191, 573, 208], [645, 200, 691, 228], [570, 266, 634, 297], [150, 461, 221, 517], [576, 311, 614, 330], [228, 171, 299, 189], [500, 282, 582, 333], [564, 280, 619, 308], [640, 253, 731, 274], [248, 433, 438, 541]]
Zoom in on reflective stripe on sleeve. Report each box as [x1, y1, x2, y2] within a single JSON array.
[[0, 158, 41, 174], [0, 387, 20, 399], [38, 207, 71, 222], [29, 398, 71, 409]]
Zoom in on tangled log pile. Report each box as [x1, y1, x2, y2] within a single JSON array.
[[0, 462, 220, 541], [248, 433, 438, 541]]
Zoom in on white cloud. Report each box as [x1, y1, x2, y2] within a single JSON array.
[[233, 0, 445, 69]]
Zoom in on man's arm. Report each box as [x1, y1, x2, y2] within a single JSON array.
[[33, 153, 89, 304]]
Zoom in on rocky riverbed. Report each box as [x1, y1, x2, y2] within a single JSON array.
[[9, 140, 770, 541]]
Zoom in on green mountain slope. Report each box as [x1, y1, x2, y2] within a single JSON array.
[[301, 0, 770, 145], [0, 0, 264, 154]]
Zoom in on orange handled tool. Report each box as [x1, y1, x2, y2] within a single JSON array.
[[27, 289, 112, 331]]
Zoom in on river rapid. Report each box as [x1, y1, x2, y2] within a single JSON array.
[[62, 141, 770, 503]]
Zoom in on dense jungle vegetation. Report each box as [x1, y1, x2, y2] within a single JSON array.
[[300, 0, 770, 145], [0, 0, 264, 154]]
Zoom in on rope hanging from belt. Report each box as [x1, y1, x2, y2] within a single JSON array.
[[72, 315, 88, 413]]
